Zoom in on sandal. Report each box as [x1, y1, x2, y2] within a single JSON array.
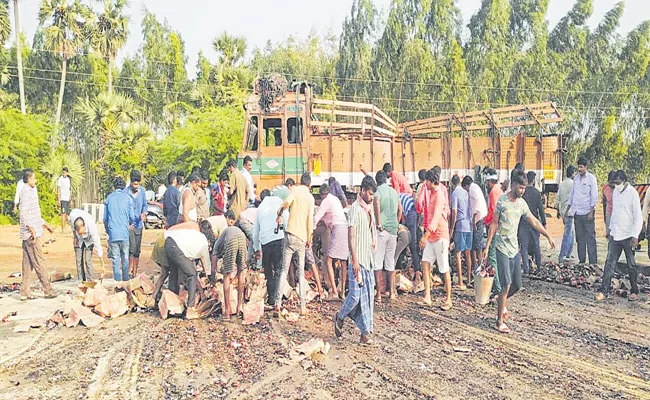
[[629, 293, 639, 302], [440, 301, 452, 311], [503, 308, 510, 321], [495, 323, 511, 334]]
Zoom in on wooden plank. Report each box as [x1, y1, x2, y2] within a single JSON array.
[[312, 108, 373, 118], [373, 107, 397, 128], [311, 121, 395, 136], [312, 98, 374, 110], [373, 115, 397, 131], [311, 121, 365, 129], [372, 126, 397, 137]]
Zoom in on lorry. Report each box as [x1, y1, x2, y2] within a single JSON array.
[[238, 79, 565, 196]]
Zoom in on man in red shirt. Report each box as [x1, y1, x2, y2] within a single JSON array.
[[419, 169, 452, 310], [484, 168, 503, 294], [383, 163, 413, 196]]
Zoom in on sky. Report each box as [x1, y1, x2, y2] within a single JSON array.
[[10, 0, 649, 76]]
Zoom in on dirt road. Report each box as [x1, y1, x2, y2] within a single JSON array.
[[1, 216, 650, 399]]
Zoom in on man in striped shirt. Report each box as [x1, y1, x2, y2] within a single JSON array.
[[334, 175, 377, 344], [19, 169, 55, 300], [399, 192, 421, 284]]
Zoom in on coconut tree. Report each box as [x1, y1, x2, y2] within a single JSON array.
[[38, 0, 90, 133], [88, 0, 128, 95]]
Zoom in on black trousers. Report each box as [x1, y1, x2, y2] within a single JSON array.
[[574, 214, 598, 265], [600, 237, 639, 295], [164, 237, 197, 307], [262, 239, 284, 305], [518, 224, 541, 274]]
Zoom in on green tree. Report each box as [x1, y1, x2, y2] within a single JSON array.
[[465, 0, 513, 106], [38, 0, 91, 134], [75, 92, 141, 194], [157, 106, 244, 178], [507, 0, 551, 104], [0, 0, 9, 45], [0, 108, 56, 221], [336, 0, 377, 100], [213, 31, 247, 67], [88, 0, 129, 95]]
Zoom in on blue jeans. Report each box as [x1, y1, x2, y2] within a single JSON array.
[[558, 216, 574, 262], [108, 240, 130, 281]]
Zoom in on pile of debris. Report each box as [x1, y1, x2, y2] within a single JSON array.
[[529, 261, 649, 297], [44, 273, 158, 330]]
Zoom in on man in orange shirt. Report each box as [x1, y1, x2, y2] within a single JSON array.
[[484, 168, 503, 294], [382, 163, 413, 196], [419, 169, 452, 311]]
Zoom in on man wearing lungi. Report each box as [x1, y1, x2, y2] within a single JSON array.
[[334, 175, 377, 345]]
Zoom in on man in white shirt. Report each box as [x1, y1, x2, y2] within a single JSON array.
[[69, 209, 104, 282], [462, 176, 488, 268], [13, 177, 25, 214], [164, 221, 213, 319], [596, 170, 643, 302], [241, 156, 257, 206], [57, 167, 72, 233]]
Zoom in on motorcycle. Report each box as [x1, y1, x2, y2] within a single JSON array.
[[145, 201, 165, 229]]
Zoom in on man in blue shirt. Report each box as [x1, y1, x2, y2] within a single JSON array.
[[124, 170, 148, 277], [104, 177, 134, 281], [569, 156, 599, 265], [450, 174, 473, 289], [162, 172, 180, 228]]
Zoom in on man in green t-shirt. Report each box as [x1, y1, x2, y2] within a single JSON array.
[[373, 171, 403, 302], [484, 169, 554, 334]]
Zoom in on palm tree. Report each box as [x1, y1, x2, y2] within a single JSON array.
[[75, 92, 138, 193], [88, 0, 128, 95], [7, 0, 26, 114], [212, 31, 247, 67], [38, 0, 90, 133], [0, 1, 9, 46]]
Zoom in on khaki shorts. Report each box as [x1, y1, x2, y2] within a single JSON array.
[[422, 238, 450, 274]]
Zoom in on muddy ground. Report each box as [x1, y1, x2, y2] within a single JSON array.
[[1, 213, 650, 399]]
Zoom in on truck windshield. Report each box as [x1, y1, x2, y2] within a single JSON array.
[[263, 118, 282, 147]]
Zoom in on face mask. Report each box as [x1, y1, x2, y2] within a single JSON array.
[[615, 183, 625, 192]]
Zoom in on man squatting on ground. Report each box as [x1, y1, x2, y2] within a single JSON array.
[[213, 210, 249, 320], [484, 169, 555, 334]]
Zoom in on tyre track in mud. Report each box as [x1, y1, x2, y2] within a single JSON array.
[[419, 307, 650, 398]]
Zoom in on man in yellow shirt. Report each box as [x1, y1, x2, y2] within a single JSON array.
[[227, 160, 250, 220], [276, 173, 315, 316]]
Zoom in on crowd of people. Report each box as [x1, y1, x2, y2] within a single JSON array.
[[13, 155, 647, 343]]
